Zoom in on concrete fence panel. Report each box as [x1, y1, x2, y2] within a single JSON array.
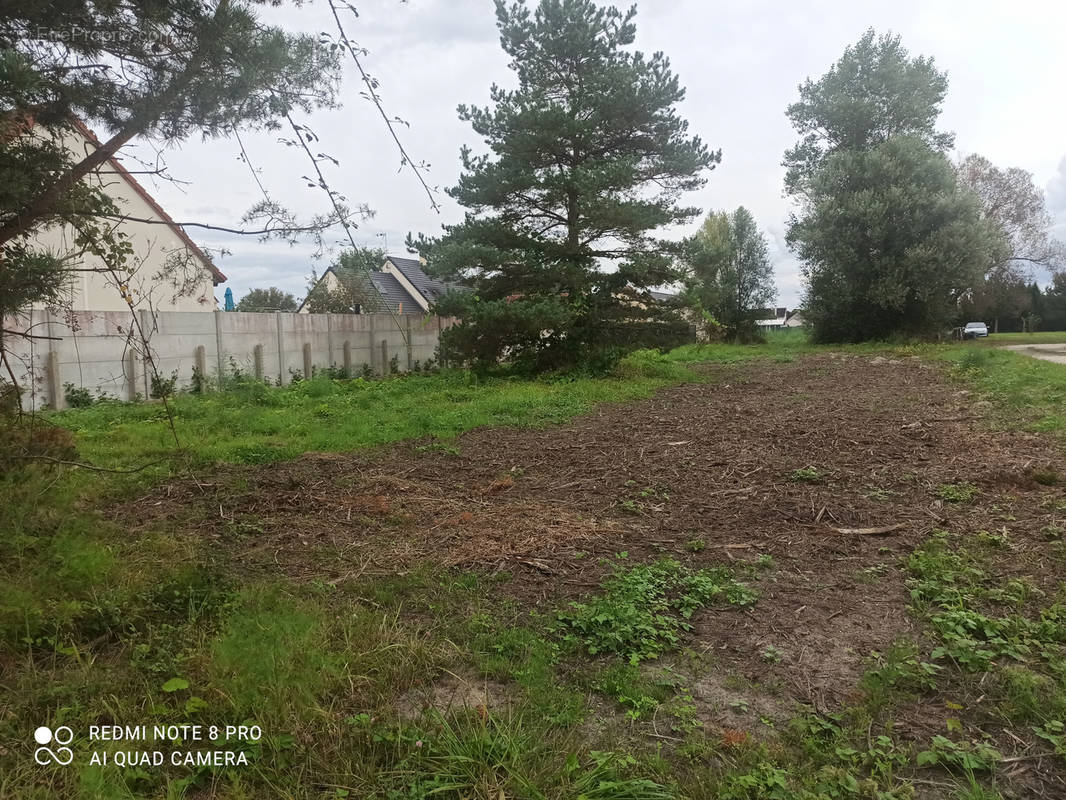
[[3, 309, 453, 410]]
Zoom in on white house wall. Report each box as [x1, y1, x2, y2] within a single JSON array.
[[28, 128, 218, 313]]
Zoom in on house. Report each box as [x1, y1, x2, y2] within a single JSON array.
[[648, 289, 680, 304], [25, 119, 225, 312], [299, 254, 460, 314], [782, 309, 806, 328], [754, 307, 789, 330]]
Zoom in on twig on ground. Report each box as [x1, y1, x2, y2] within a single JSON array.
[[830, 522, 907, 535]]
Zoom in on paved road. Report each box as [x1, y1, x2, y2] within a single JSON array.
[[1003, 343, 1066, 364]]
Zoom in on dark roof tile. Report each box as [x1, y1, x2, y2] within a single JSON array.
[[387, 255, 461, 302], [369, 271, 421, 313]]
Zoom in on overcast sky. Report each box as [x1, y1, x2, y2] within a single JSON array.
[[125, 0, 1066, 307]]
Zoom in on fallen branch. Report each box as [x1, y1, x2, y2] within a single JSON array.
[[1000, 752, 1057, 764], [7, 454, 172, 473], [830, 522, 907, 536], [520, 558, 559, 575]]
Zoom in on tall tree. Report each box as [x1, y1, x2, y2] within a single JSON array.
[[957, 155, 1066, 272], [784, 31, 1001, 342], [411, 0, 717, 371], [957, 154, 1066, 331], [236, 287, 298, 312], [784, 29, 953, 199], [681, 211, 729, 331], [684, 207, 775, 342]]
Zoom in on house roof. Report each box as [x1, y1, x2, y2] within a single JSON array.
[[649, 289, 679, 303], [70, 119, 226, 284], [369, 271, 421, 312], [296, 266, 422, 313], [386, 255, 459, 303]]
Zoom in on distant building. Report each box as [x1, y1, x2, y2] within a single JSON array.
[[298, 254, 461, 314], [754, 307, 789, 330], [782, 309, 806, 328]]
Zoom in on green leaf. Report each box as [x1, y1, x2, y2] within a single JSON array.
[[161, 677, 190, 693], [916, 750, 939, 767]]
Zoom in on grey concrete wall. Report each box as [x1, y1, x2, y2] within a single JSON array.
[[4, 309, 453, 410]]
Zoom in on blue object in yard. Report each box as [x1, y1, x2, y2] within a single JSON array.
[[224, 287, 235, 311]]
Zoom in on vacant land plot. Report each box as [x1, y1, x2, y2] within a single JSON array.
[[3, 347, 1066, 799]]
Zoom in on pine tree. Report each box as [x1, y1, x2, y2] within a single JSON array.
[[414, 0, 717, 371]]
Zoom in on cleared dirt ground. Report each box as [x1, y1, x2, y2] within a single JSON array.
[[125, 353, 1066, 795]]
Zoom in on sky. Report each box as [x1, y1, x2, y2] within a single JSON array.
[[124, 0, 1066, 308]]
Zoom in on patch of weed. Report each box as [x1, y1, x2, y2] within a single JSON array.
[[937, 483, 979, 503], [789, 466, 826, 484], [916, 735, 1001, 771], [558, 558, 757, 664]]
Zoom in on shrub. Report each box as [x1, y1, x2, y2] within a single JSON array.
[[63, 382, 94, 408], [149, 370, 178, 399]]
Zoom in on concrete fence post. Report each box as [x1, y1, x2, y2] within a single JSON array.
[[46, 351, 63, 410], [342, 340, 352, 377], [405, 316, 413, 372], [368, 314, 376, 373], [138, 308, 152, 399], [380, 338, 388, 375], [326, 313, 335, 368], [194, 345, 207, 388], [126, 349, 139, 401], [275, 313, 285, 385], [253, 344, 264, 380], [302, 342, 312, 379], [213, 310, 225, 390], [43, 309, 64, 409], [437, 315, 446, 368]]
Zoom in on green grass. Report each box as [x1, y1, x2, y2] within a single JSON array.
[[6, 333, 1066, 798], [980, 331, 1066, 345], [936, 345, 1066, 437], [0, 349, 708, 799], [50, 349, 701, 477]]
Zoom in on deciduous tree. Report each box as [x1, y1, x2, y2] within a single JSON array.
[[236, 287, 298, 312], [784, 31, 1000, 342], [684, 207, 775, 342], [302, 246, 385, 313], [956, 154, 1066, 331]]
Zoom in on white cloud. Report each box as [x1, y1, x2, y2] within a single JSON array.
[[124, 0, 1066, 309], [1048, 156, 1066, 216]]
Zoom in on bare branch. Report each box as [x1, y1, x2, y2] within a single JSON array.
[[327, 0, 440, 213]]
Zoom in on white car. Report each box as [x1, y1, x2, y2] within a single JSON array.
[[963, 321, 989, 339]]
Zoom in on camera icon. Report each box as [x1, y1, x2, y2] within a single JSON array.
[[34, 726, 74, 765]]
